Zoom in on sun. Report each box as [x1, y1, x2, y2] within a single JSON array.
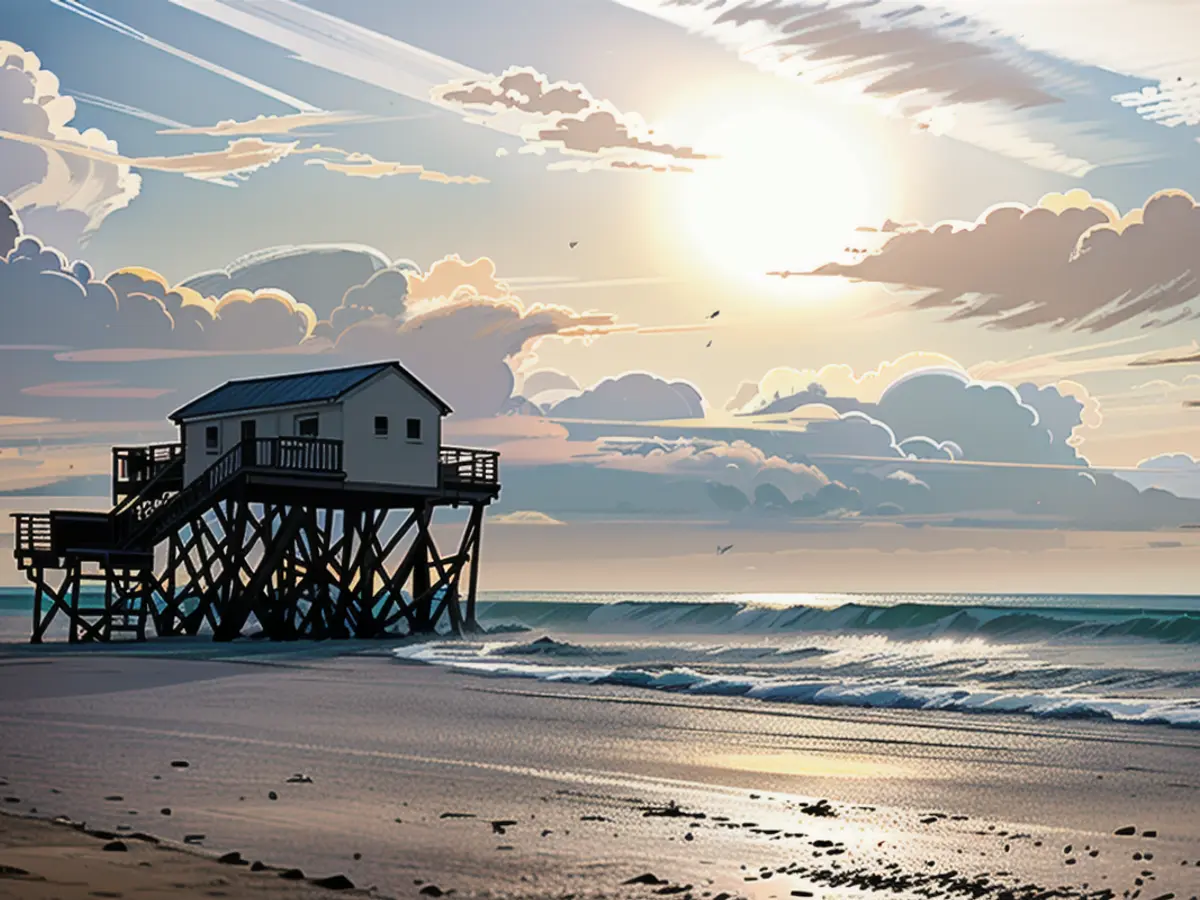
[[672, 109, 884, 291]]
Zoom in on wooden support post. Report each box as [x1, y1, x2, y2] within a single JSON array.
[[67, 563, 81, 644], [465, 502, 485, 633], [411, 507, 432, 632], [31, 575, 44, 645]]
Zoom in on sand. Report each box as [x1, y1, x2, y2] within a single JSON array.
[[0, 641, 1198, 900], [0, 812, 361, 899]]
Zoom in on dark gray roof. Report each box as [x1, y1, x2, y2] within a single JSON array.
[[169, 361, 452, 422]]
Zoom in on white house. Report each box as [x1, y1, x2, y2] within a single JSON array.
[[169, 361, 452, 490]]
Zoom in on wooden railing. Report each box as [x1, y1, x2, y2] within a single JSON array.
[[243, 437, 343, 474], [12, 513, 52, 555], [117, 437, 344, 548], [440, 446, 500, 489], [112, 443, 183, 504]]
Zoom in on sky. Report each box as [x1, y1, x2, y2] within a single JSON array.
[[4, 0, 1200, 592]]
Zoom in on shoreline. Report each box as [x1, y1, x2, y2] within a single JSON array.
[[1, 649, 1198, 900]]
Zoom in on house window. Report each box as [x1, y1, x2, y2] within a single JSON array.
[[374, 415, 389, 437], [406, 417, 422, 441], [205, 425, 219, 453], [295, 415, 319, 437]]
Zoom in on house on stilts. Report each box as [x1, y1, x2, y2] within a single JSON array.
[[12, 361, 500, 643]]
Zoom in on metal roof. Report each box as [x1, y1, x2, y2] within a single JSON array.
[[169, 361, 452, 422]]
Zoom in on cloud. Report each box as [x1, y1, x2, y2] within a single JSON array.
[[49, 0, 318, 112], [813, 189, 1200, 333], [521, 369, 581, 400], [0, 130, 297, 188], [433, 65, 708, 169], [1115, 454, 1200, 499], [302, 148, 487, 184], [876, 370, 1084, 466], [0, 40, 141, 247], [405, 255, 509, 304], [0, 211, 656, 429], [602, 160, 694, 174], [731, 352, 966, 414], [22, 381, 174, 399], [333, 296, 621, 417], [181, 244, 398, 319], [159, 111, 370, 136], [164, 0, 475, 111], [611, 0, 1157, 176], [491, 510, 567, 526], [535, 108, 708, 160], [436, 66, 593, 116], [1113, 79, 1200, 130], [0, 221, 318, 352], [547, 372, 705, 421], [0, 198, 19, 257], [594, 437, 829, 503]]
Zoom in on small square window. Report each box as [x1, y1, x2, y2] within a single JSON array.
[[205, 425, 219, 453], [374, 415, 389, 437], [406, 417, 421, 441], [295, 415, 319, 437]]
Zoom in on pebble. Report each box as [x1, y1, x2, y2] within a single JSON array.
[[218, 852, 246, 866], [268, 791, 278, 801], [170, 760, 189, 769], [278, 868, 305, 880], [102, 841, 127, 852]]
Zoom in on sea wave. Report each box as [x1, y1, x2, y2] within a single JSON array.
[[395, 635, 1200, 730], [472, 598, 1200, 646]]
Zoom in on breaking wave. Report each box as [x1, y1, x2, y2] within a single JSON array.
[[394, 594, 1200, 731], [470, 596, 1200, 645]]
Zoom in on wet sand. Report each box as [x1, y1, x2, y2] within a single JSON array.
[[0, 642, 1198, 900]]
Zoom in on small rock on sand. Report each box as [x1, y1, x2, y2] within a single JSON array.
[[251, 861, 268, 872], [309, 878, 355, 892], [102, 841, 128, 852], [183, 834, 206, 844], [353, 853, 362, 861], [623, 874, 670, 886], [160, 808, 171, 816], [1116, 826, 1137, 836], [419, 885, 445, 896], [278, 869, 305, 880], [268, 791, 278, 801], [286, 773, 313, 784], [104, 795, 123, 802], [218, 852, 247, 866], [170, 760, 189, 768]]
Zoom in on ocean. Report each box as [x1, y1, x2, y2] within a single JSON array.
[[4, 587, 1199, 730]]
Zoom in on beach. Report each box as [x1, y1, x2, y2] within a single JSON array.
[[1, 639, 1198, 900]]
